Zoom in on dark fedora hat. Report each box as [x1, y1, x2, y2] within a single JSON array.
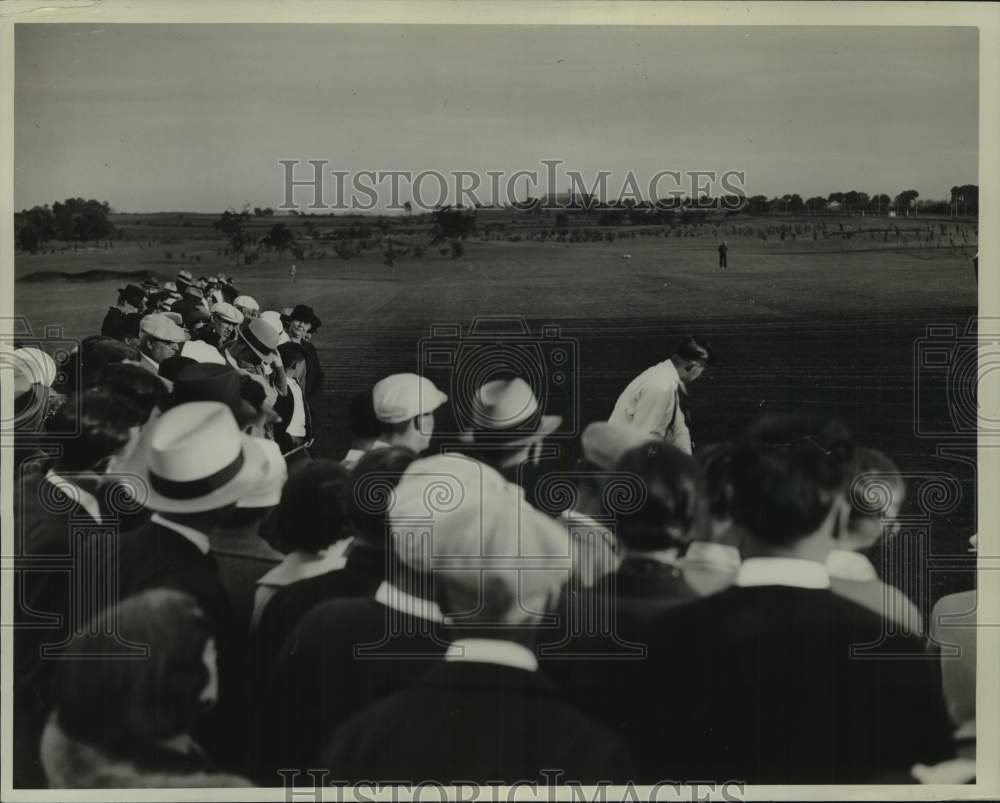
[[169, 362, 256, 426], [118, 284, 146, 309], [288, 304, 322, 331]]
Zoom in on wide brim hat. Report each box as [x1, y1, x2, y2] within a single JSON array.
[[118, 284, 146, 309], [288, 304, 322, 331], [120, 400, 268, 514], [458, 377, 561, 447], [238, 318, 281, 361], [236, 438, 287, 508]]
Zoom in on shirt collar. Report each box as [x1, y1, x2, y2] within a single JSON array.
[[151, 513, 211, 555], [736, 556, 830, 590], [257, 539, 352, 587], [45, 470, 102, 524], [374, 580, 445, 623], [445, 639, 538, 673], [825, 549, 878, 582], [684, 542, 742, 572]]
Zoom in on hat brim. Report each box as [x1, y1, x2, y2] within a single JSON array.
[[238, 330, 274, 362], [120, 431, 269, 514], [458, 414, 562, 447]]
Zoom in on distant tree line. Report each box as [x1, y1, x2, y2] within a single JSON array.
[[15, 198, 117, 254]]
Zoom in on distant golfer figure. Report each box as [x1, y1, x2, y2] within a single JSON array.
[[289, 263, 297, 282], [718, 240, 728, 270]]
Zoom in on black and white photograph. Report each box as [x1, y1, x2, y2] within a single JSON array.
[[2, 2, 998, 800]]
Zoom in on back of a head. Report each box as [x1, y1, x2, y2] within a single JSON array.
[[674, 335, 714, 366], [45, 390, 145, 473], [347, 389, 382, 441], [99, 362, 168, 423], [268, 459, 350, 553], [59, 337, 141, 394], [614, 441, 701, 551], [347, 446, 419, 548], [729, 414, 855, 547], [52, 589, 212, 749], [849, 447, 905, 519], [697, 441, 736, 522]]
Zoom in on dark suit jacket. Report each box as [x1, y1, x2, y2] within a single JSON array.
[[299, 340, 324, 400], [13, 463, 108, 788], [100, 306, 127, 339], [116, 519, 245, 770], [320, 661, 631, 784], [250, 543, 384, 677], [619, 585, 956, 783], [249, 595, 449, 783]]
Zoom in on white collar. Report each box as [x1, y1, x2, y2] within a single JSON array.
[[825, 549, 878, 582], [257, 539, 352, 587], [374, 580, 445, 623], [445, 638, 538, 673], [151, 513, 211, 555], [45, 470, 102, 524], [684, 542, 742, 572], [736, 556, 830, 590]]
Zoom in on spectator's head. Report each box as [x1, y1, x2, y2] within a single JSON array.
[[115, 284, 145, 313], [167, 363, 257, 429], [287, 304, 321, 343], [47, 390, 145, 476], [208, 302, 244, 346], [347, 445, 419, 551], [614, 441, 702, 553], [843, 448, 905, 550], [120, 401, 270, 526], [98, 362, 168, 424], [231, 317, 281, 368], [459, 378, 562, 472], [670, 335, 714, 384], [390, 454, 569, 630], [217, 438, 289, 533], [157, 354, 197, 384], [347, 389, 382, 448], [729, 415, 855, 559], [138, 314, 188, 365], [234, 295, 259, 320], [52, 589, 217, 751], [372, 373, 448, 455], [58, 336, 141, 394], [264, 459, 351, 554], [277, 341, 307, 385]]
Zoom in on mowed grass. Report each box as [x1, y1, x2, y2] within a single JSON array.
[[15, 232, 979, 597]]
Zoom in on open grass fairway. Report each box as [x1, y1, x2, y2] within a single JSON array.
[[15, 231, 978, 600]]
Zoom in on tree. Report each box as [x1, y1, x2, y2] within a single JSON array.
[[261, 222, 296, 261], [894, 189, 920, 216], [747, 195, 770, 215], [17, 224, 40, 253], [805, 197, 827, 213], [213, 209, 253, 264], [949, 184, 978, 216], [20, 205, 56, 244], [868, 194, 891, 215], [429, 205, 477, 246]]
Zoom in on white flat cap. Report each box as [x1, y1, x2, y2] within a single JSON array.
[[234, 295, 260, 312], [372, 373, 448, 424], [210, 302, 244, 325], [140, 313, 189, 343]]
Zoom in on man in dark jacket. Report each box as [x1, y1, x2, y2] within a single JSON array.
[[619, 415, 956, 783], [101, 284, 145, 339]]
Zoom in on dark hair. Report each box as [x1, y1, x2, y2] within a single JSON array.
[[674, 335, 714, 366], [122, 313, 142, 340], [729, 415, 855, 546], [59, 337, 142, 394], [614, 442, 701, 551], [46, 390, 145, 473], [848, 447, 905, 525], [267, 459, 350, 552], [697, 441, 735, 520], [277, 342, 307, 370], [99, 362, 168, 423], [347, 446, 419, 548], [52, 589, 213, 749], [347, 390, 381, 440], [158, 354, 197, 383]]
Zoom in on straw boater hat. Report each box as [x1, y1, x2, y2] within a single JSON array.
[[210, 302, 244, 326], [122, 400, 269, 514], [459, 377, 561, 446]]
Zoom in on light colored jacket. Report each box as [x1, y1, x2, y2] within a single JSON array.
[[609, 359, 692, 453]]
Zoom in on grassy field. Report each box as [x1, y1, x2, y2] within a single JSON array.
[[14, 216, 979, 601]]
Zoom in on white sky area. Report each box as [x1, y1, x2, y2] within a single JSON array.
[[14, 24, 979, 213]]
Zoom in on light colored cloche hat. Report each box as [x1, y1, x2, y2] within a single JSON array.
[[459, 377, 561, 446]]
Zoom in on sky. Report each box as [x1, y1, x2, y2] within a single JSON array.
[[14, 24, 979, 213]]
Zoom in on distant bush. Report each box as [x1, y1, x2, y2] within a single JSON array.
[[164, 251, 172, 260]]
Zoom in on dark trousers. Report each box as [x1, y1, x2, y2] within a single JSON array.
[[719, 254, 727, 269]]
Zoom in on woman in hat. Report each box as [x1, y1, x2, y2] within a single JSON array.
[[39, 589, 251, 788], [285, 304, 324, 399]]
